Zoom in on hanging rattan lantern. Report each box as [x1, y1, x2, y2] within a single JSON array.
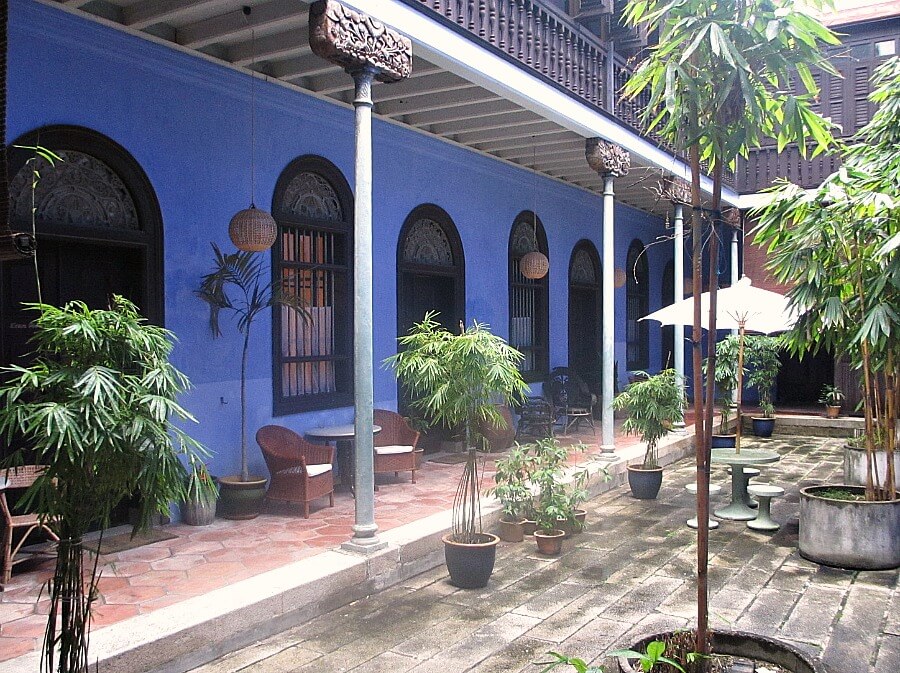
[[229, 205, 277, 252], [614, 267, 627, 288], [520, 250, 549, 279]]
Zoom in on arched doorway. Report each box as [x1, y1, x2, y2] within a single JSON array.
[[625, 239, 649, 371], [661, 260, 675, 370], [1, 126, 163, 463], [568, 240, 601, 397], [396, 205, 465, 417]]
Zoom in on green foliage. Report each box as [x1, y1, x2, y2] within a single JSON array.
[[745, 336, 782, 418], [818, 384, 845, 407], [612, 370, 685, 469], [184, 454, 219, 506], [536, 651, 605, 673], [0, 297, 207, 673], [489, 442, 538, 520], [753, 57, 900, 500], [702, 335, 744, 426], [608, 641, 689, 673], [385, 312, 528, 450], [196, 243, 306, 481]]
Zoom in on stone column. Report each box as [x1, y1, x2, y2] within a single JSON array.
[[586, 139, 630, 453], [725, 208, 742, 406], [665, 178, 690, 429], [310, 0, 412, 554]]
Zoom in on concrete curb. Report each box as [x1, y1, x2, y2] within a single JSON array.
[[0, 428, 699, 673]]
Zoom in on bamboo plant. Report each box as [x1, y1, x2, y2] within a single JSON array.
[[386, 312, 527, 543], [612, 369, 685, 469], [0, 297, 208, 673], [744, 336, 782, 419], [754, 57, 900, 502]]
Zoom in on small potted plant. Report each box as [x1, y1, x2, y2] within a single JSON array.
[[529, 438, 572, 555], [386, 312, 527, 587], [818, 384, 845, 419], [489, 443, 537, 542], [612, 369, 685, 500], [180, 456, 219, 526], [703, 336, 743, 447], [746, 335, 782, 437]]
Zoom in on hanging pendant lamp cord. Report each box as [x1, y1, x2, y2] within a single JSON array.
[[250, 26, 257, 208]]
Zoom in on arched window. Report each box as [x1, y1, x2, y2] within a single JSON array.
[[568, 240, 601, 394], [272, 156, 353, 415], [509, 212, 549, 381], [626, 239, 649, 370]]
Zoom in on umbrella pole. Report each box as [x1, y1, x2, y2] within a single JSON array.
[[735, 323, 746, 454]]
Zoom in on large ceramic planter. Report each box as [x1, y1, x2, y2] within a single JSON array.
[[443, 532, 499, 588], [497, 517, 525, 543], [617, 630, 824, 673], [843, 444, 900, 490], [751, 417, 775, 438], [799, 485, 900, 570], [533, 529, 565, 555], [626, 465, 663, 500], [217, 475, 268, 520], [711, 433, 737, 448]]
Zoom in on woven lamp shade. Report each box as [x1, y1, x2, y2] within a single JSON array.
[[520, 251, 549, 279], [229, 206, 277, 252]]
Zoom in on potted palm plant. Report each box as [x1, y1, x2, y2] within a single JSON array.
[[0, 297, 209, 673], [196, 243, 306, 519], [754, 57, 900, 570], [746, 335, 782, 438], [386, 312, 527, 588], [818, 385, 845, 419], [612, 369, 685, 500]]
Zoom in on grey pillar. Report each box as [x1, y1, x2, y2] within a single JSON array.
[[344, 66, 385, 553], [601, 175, 616, 452], [673, 203, 686, 429]]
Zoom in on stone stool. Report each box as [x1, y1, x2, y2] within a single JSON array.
[[729, 466, 760, 508], [685, 482, 722, 530], [746, 484, 785, 531]]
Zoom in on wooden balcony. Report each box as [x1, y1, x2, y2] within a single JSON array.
[[735, 146, 842, 194]]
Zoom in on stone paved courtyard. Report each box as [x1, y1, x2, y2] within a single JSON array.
[[187, 437, 899, 673]]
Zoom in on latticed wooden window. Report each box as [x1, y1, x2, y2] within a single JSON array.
[[508, 214, 549, 382], [626, 239, 649, 370], [272, 159, 353, 414]]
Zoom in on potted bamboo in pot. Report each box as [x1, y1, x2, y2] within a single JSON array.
[[612, 369, 685, 500], [746, 335, 782, 438], [386, 312, 527, 587], [196, 244, 307, 519], [489, 443, 537, 542], [703, 336, 742, 448], [754, 57, 900, 570], [179, 455, 219, 526]]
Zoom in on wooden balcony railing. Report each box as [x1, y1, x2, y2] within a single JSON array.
[[735, 146, 842, 194]]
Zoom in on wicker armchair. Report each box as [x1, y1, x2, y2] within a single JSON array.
[[256, 426, 335, 518], [2, 465, 59, 585], [373, 409, 423, 484]]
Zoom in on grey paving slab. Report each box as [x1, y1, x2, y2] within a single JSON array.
[[185, 437, 898, 673]]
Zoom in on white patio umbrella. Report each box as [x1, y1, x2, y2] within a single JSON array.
[[641, 276, 796, 451]]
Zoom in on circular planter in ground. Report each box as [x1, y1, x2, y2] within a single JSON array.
[[443, 532, 498, 588], [843, 444, 900, 490], [533, 529, 565, 555], [626, 465, 663, 500], [711, 433, 736, 448], [496, 517, 525, 543], [751, 416, 775, 438], [799, 484, 900, 570], [616, 630, 823, 673], [217, 475, 268, 520]]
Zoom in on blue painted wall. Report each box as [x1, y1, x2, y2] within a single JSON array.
[[9, 0, 673, 479]]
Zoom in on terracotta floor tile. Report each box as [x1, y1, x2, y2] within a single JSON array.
[[0, 636, 38, 660], [0, 615, 51, 639], [101, 585, 166, 605], [150, 555, 206, 572], [91, 603, 140, 627], [127, 570, 188, 587]]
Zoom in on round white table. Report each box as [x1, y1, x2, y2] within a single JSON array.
[[305, 424, 381, 495], [711, 447, 780, 521]]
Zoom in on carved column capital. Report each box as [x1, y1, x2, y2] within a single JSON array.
[[309, 0, 412, 82], [663, 176, 691, 205], [585, 138, 631, 178], [722, 207, 742, 229]]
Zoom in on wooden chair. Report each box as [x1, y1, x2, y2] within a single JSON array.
[[373, 409, 423, 484], [256, 426, 335, 518], [2, 465, 59, 585]]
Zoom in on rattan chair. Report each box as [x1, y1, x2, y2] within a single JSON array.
[[256, 426, 335, 518], [373, 409, 423, 484], [2, 465, 59, 585]]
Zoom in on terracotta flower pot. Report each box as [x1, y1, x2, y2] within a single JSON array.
[[534, 529, 565, 555], [497, 517, 526, 543]]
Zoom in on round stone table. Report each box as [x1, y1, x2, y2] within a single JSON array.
[[711, 447, 781, 521], [306, 424, 381, 496]]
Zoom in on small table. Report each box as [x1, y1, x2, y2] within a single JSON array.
[[711, 448, 781, 521], [305, 424, 381, 495]]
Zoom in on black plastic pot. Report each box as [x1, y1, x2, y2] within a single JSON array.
[[443, 532, 499, 588], [626, 465, 663, 500], [751, 417, 776, 438]]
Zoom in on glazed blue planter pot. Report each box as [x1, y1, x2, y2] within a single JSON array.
[[752, 417, 776, 438], [712, 434, 737, 449]]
